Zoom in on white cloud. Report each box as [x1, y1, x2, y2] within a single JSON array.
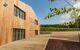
[[59, 1, 80, 24], [74, 2, 80, 8], [59, 13, 72, 23]]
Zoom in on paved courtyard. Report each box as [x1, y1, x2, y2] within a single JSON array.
[[0, 31, 80, 50], [0, 34, 50, 50], [51, 31, 80, 42]]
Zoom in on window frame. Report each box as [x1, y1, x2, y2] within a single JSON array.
[[12, 28, 25, 41], [14, 5, 26, 20]]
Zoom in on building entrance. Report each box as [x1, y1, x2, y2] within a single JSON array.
[[12, 28, 25, 41]]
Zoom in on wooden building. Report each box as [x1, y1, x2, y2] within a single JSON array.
[[0, 0, 40, 45]]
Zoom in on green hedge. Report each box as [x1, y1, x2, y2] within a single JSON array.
[[40, 27, 80, 31], [41, 24, 68, 28]]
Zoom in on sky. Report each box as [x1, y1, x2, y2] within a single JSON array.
[[21, 0, 79, 25]]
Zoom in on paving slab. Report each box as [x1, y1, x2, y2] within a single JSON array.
[[0, 31, 80, 50], [0, 34, 50, 50]]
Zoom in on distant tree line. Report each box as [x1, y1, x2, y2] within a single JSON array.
[[41, 24, 68, 28], [40, 22, 80, 31], [41, 22, 76, 28]]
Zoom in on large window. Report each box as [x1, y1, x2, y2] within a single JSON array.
[[13, 28, 25, 41], [14, 5, 26, 20]]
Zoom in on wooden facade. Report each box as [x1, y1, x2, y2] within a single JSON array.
[[0, 0, 40, 45]]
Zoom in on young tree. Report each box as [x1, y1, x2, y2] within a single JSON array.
[[45, 0, 80, 28]]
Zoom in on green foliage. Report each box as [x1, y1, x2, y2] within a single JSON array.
[[64, 21, 75, 25], [45, 13, 55, 19], [40, 27, 80, 31], [40, 22, 79, 31], [41, 24, 68, 28], [45, 8, 62, 19], [54, 8, 61, 15], [46, 0, 80, 28], [45, 7, 79, 19], [45, 0, 79, 19], [74, 0, 77, 2]]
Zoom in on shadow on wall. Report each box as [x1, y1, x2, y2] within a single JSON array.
[[45, 39, 80, 50]]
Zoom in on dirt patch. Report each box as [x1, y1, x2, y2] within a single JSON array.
[[45, 39, 80, 50]]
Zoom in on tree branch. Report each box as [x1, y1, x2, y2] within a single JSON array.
[[63, 0, 74, 7]]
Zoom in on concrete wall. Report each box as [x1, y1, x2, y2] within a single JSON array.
[[0, 0, 40, 45]]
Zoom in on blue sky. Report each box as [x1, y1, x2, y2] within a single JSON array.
[[21, 0, 75, 25]]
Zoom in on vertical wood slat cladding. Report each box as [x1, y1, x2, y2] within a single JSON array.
[[0, 0, 40, 45]]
